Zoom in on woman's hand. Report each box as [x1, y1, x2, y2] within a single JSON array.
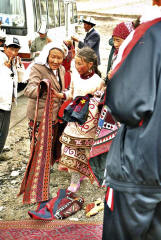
[[4, 57, 12, 68], [71, 36, 79, 42], [107, 70, 112, 80], [52, 89, 64, 99]]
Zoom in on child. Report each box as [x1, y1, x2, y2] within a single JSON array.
[[54, 47, 104, 192], [106, 21, 134, 81]]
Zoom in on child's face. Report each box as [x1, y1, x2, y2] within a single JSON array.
[[113, 36, 124, 51], [75, 56, 93, 76]]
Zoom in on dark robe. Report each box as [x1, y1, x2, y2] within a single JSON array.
[[104, 17, 161, 193], [102, 17, 161, 240], [78, 28, 100, 65]]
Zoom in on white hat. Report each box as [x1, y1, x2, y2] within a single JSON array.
[[37, 24, 48, 34], [0, 29, 6, 40], [83, 17, 96, 26], [5, 36, 21, 47], [35, 42, 68, 65]]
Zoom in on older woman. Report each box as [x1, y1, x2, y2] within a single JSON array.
[[25, 42, 67, 123], [19, 42, 68, 204]]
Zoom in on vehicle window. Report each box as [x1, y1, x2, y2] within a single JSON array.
[[59, 0, 65, 26], [73, 2, 77, 23], [48, 0, 55, 28], [69, 3, 73, 24], [40, 0, 47, 23], [0, 0, 25, 27], [35, 0, 41, 29], [32, 0, 37, 31], [54, 0, 59, 27]]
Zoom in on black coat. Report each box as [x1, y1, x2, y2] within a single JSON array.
[[104, 18, 161, 193], [78, 28, 100, 65]]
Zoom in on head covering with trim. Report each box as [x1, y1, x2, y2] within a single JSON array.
[[112, 21, 134, 40], [35, 41, 68, 65], [83, 17, 96, 26]]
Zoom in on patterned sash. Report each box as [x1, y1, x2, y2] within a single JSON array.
[[18, 79, 55, 204]]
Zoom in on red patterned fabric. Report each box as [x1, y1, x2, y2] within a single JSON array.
[[18, 79, 55, 204], [28, 189, 84, 220], [0, 220, 102, 240], [89, 105, 118, 159]]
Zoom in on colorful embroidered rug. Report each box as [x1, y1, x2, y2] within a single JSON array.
[[0, 220, 102, 240]]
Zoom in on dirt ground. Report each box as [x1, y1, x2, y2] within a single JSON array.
[[0, 118, 106, 222], [0, 16, 133, 222]]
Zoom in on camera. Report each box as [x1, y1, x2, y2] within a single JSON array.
[[10, 73, 14, 77]]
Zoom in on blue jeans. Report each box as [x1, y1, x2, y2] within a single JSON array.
[[0, 109, 11, 153]]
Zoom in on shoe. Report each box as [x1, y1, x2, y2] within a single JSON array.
[[58, 165, 68, 171], [85, 198, 104, 217], [28, 198, 56, 220], [67, 183, 80, 192], [35, 199, 51, 212], [80, 176, 88, 182]]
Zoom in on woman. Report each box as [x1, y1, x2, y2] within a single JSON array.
[[19, 42, 68, 204]]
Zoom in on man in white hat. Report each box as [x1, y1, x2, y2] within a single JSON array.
[[72, 17, 100, 64], [0, 36, 22, 153], [29, 24, 52, 57]]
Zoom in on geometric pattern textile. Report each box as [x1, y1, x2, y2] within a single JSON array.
[[18, 79, 55, 204], [0, 220, 102, 240]]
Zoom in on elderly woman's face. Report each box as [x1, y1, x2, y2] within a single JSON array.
[[48, 48, 64, 70]]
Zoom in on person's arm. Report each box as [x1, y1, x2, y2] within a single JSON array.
[[0, 56, 13, 75], [79, 33, 100, 49], [71, 36, 84, 48], [53, 77, 74, 100], [47, 37, 52, 43], [30, 39, 37, 52], [24, 65, 42, 99]]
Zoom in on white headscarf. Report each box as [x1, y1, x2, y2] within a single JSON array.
[[35, 41, 68, 65], [23, 42, 68, 83]]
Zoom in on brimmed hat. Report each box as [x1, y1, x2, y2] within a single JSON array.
[[83, 17, 96, 26], [37, 24, 48, 34], [5, 36, 21, 47], [113, 21, 134, 40]]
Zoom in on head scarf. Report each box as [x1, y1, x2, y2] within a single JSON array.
[[35, 41, 68, 65], [112, 22, 134, 40]]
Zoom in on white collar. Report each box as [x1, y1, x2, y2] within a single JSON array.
[[140, 5, 161, 24], [87, 27, 94, 33]]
